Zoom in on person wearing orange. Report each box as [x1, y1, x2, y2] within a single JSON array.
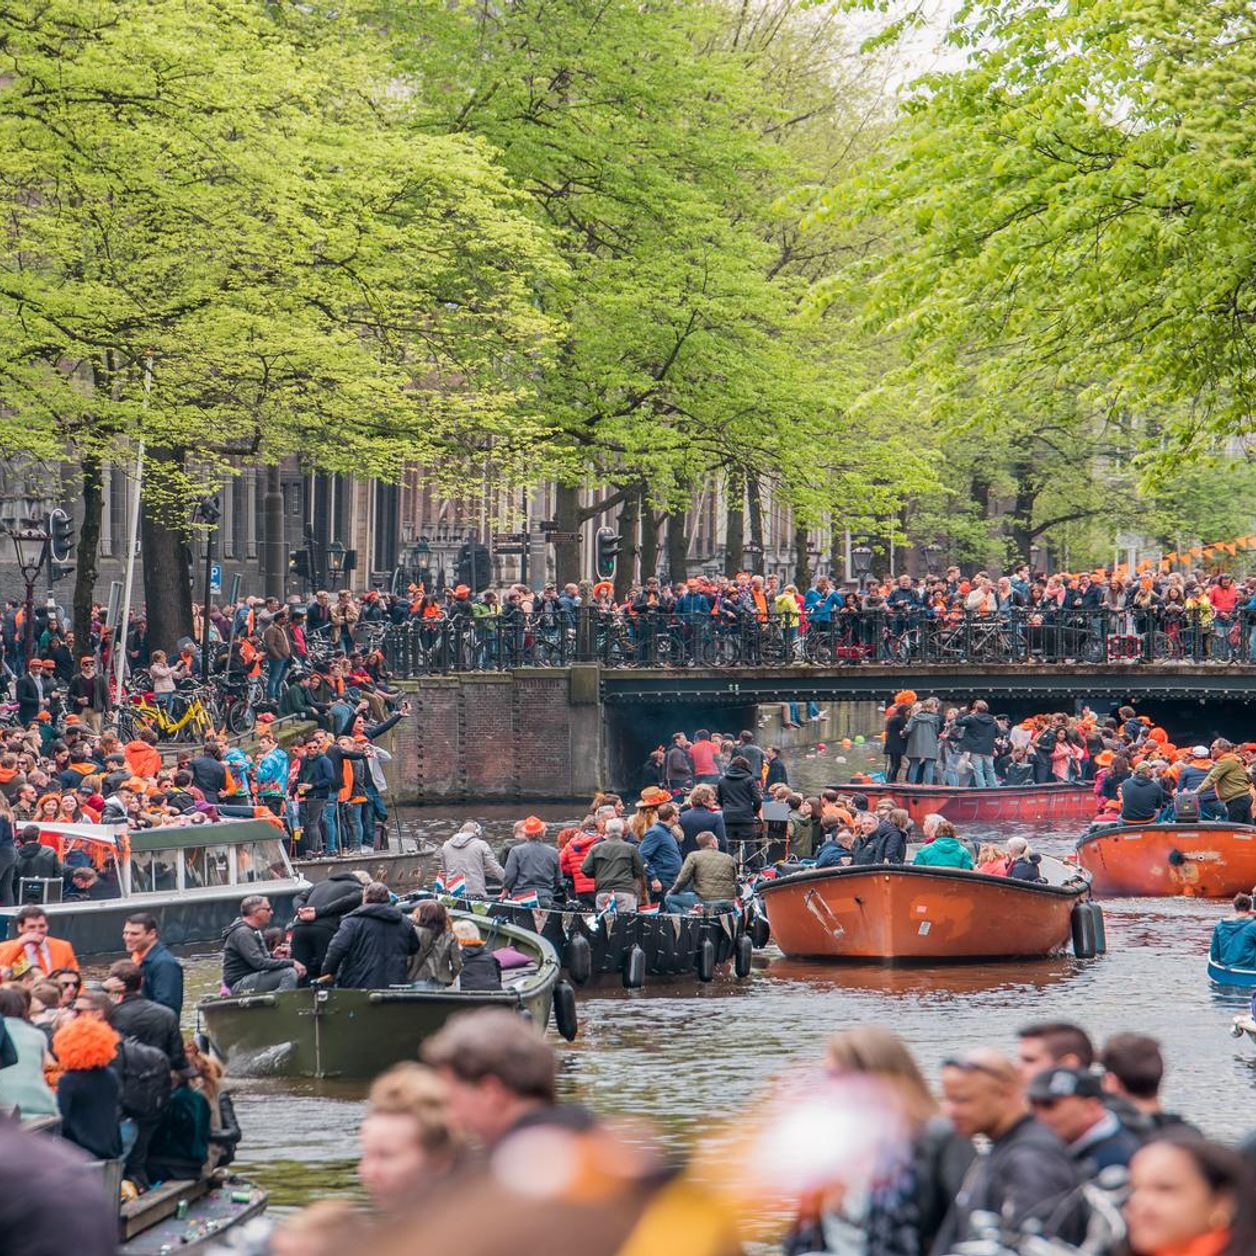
[[124, 727, 162, 779], [0, 904, 79, 977]]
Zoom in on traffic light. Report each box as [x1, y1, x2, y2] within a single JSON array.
[[48, 508, 75, 581], [595, 527, 621, 579], [289, 548, 310, 580], [456, 542, 491, 592]]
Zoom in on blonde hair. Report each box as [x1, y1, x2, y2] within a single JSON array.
[[977, 843, 1006, 864], [826, 1025, 938, 1129], [452, 919, 481, 945], [366, 1063, 459, 1157]]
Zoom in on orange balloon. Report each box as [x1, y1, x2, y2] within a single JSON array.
[[841, 738, 853, 749]]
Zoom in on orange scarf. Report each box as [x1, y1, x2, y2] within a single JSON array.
[[1151, 1232, 1231, 1256]]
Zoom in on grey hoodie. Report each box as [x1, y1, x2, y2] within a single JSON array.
[[440, 827, 505, 897]]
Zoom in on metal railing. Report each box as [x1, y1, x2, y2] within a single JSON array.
[[375, 607, 1256, 675]]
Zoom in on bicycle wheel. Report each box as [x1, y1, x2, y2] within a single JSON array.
[[803, 630, 834, 665], [760, 625, 786, 664], [225, 696, 253, 735]]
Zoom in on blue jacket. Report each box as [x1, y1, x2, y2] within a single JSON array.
[[913, 836, 974, 870], [255, 747, 290, 797], [140, 941, 185, 1019], [814, 839, 850, 868], [804, 589, 842, 624], [675, 592, 711, 617], [1211, 917, 1256, 968], [638, 823, 683, 887]]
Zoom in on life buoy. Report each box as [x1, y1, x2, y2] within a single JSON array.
[[1071, 902, 1097, 959], [553, 981, 578, 1041], [623, 944, 646, 990], [565, 932, 593, 987], [734, 934, 753, 979], [697, 937, 716, 982]]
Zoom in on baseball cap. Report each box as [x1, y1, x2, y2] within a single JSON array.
[[1192, 745, 1210, 757], [1027, 1066, 1103, 1103]]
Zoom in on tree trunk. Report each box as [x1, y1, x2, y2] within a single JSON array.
[[666, 506, 688, 585], [554, 483, 581, 586], [724, 466, 745, 577], [746, 471, 765, 575], [141, 446, 194, 652], [261, 463, 286, 600], [1009, 461, 1037, 566], [792, 521, 811, 589], [639, 501, 661, 583], [73, 454, 103, 654], [613, 488, 639, 602]]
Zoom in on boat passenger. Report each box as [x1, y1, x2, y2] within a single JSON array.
[[559, 816, 601, 907], [1119, 760, 1166, 823], [934, 1050, 1085, 1250], [716, 754, 762, 865], [146, 1067, 213, 1182], [421, 1007, 595, 1149], [0, 984, 57, 1118], [976, 843, 1012, 876], [65, 865, 115, 902], [1209, 893, 1256, 970], [51, 1002, 122, 1162], [1099, 1033, 1200, 1139], [0, 903, 79, 978], [1197, 739, 1255, 825], [291, 869, 369, 979], [440, 821, 505, 899], [814, 814, 855, 867], [913, 820, 975, 869], [502, 815, 565, 907], [105, 960, 189, 1073], [1028, 1065, 1140, 1179], [954, 699, 1000, 788], [854, 808, 909, 865], [222, 895, 304, 994], [408, 900, 462, 988], [321, 881, 419, 990], [1174, 746, 1227, 820], [678, 784, 727, 854], [581, 817, 646, 913], [1005, 836, 1046, 883], [185, 1040, 241, 1168], [120, 912, 185, 1019], [664, 831, 738, 913], [638, 803, 683, 904], [1001, 745, 1036, 786], [452, 920, 501, 992]]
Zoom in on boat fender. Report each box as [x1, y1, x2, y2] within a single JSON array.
[[1071, 902, 1097, 959], [697, 937, 716, 983], [750, 916, 771, 949], [734, 934, 753, 979], [623, 944, 646, 990], [1167, 848, 1185, 866], [553, 980, 579, 1042], [1088, 902, 1107, 955], [566, 933, 593, 987]]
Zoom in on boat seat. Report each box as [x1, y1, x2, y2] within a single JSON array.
[[502, 963, 539, 987]]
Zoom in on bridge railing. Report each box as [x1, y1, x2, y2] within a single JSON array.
[[377, 607, 1256, 676]]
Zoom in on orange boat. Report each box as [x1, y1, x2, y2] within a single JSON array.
[[1076, 823, 1256, 898], [852, 782, 1094, 828], [758, 856, 1091, 962]]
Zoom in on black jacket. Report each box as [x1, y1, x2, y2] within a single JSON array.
[[678, 805, 727, 854], [884, 710, 909, 756], [292, 870, 363, 928], [15, 842, 61, 881], [221, 917, 296, 988], [139, 941, 185, 1019], [458, 942, 502, 992], [111, 994, 188, 1072], [55, 1067, 123, 1164], [933, 1115, 1083, 1253], [716, 765, 762, 824], [188, 754, 227, 803], [853, 820, 907, 865], [322, 902, 418, 989], [15, 674, 45, 724], [1119, 774, 1165, 822], [955, 712, 998, 755]]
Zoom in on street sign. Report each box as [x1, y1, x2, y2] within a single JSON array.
[[494, 543, 526, 554], [209, 563, 222, 595], [543, 531, 582, 543], [538, 519, 559, 532], [492, 532, 527, 544], [228, 572, 242, 605]]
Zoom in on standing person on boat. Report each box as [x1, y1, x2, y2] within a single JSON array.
[[638, 803, 683, 904], [884, 701, 910, 784], [934, 1050, 1084, 1249], [222, 895, 304, 994], [290, 869, 369, 979], [953, 700, 1000, 789], [1209, 894, 1256, 970], [717, 755, 762, 866], [0, 904, 78, 978], [559, 816, 601, 907], [1120, 761, 1167, 823], [904, 698, 942, 785], [1028, 1066, 1140, 1179], [736, 729, 766, 782], [785, 1026, 974, 1256], [581, 817, 647, 913], [408, 900, 462, 988], [1197, 739, 1256, 825], [503, 815, 565, 907], [357, 1062, 462, 1215], [689, 729, 722, 785], [664, 831, 738, 913], [320, 881, 418, 990], [121, 912, 184, 1018], [679, 784, 727, 854], [440, 821, 505, 898], [1172, 746, 1226, 821]]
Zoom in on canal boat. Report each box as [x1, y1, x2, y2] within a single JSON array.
[[197, 910, 565, 1078], [0, 819, 307, 957], [756, 853, 1093, 963], [1076, 822, 1256, 898], [483, 897, 753, 989], [120, 1174, 268, 1253], [851, 782, 1094, 828], [1208, 960, 1256, 990], [293, 842, 438, 893]]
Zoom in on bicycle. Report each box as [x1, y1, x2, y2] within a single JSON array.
[[118, 684, 221, 744]]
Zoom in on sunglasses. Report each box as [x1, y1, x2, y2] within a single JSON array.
[[942, 1055, 1014, 1082]]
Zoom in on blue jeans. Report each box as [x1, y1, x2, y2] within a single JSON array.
[[267, 656, 289, 700], [908, 758, 936, 785], [664, 891, 700, 913], [324, 803, 339, 854], [340, 801, 365, 852], [969, 753, 998, 788]]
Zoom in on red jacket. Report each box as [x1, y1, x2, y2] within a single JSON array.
[[560, 832, 601, 894]]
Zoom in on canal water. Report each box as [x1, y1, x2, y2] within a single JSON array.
[[180, 738, 1256, 1214]]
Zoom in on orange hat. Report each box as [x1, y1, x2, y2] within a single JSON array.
[[894, 690, 917, 706], [1095, 750, 1114, 767], [592, 581, 613, 598], [35, 711, 52, 721], [639, 786, 670, 807], [453, 585, 470, 597], [255, 712, 276, 724], [522, 815, 546, 836], [64, 714, 80, 725]]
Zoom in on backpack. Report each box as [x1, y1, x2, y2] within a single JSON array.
[[1173, 790, 1200, 822], [116, 1037, 172, 1122]]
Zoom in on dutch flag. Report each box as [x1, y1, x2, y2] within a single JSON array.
[[446, 874, 467, 898], [509, 891, 540, 908], [432, 876, 445, 893], [638, 903, 660, 916]]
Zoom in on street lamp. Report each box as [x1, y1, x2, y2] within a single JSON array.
[[852, 544, 873, 586], [10, 521, 49, 662], [924, 543, 943, 575], [326, 539, 346, 580], [194, 495, 221, 683]]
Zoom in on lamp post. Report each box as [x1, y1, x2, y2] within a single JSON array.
[[326, 539, 346, 583], [10, 520, 49, 663], [924, 543, 943, 576], [194, 496, 221, 683], [852, 543, 873, 588]]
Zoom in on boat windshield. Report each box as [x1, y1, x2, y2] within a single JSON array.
[[129, 849, 181, 895], [236, 838, 291, 885], [184, 844, 234, 889]]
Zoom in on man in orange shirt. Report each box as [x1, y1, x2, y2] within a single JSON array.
[[0, 904, 79, 977]]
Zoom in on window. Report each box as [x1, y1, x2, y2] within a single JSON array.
[[129, 849, 181, 894], [237, 838, 290, 884], [184, 844, 233, 888]]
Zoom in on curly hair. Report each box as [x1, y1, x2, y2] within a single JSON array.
[[53, 1016, 120, 1071]]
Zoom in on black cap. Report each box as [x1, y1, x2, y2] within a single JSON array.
[[1027, 1066, 1103, 1102]]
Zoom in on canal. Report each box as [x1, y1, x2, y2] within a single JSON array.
[[180, 742, 1255, 1215]]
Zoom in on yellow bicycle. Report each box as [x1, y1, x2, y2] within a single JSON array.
[[118, 686, 220, 745]]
